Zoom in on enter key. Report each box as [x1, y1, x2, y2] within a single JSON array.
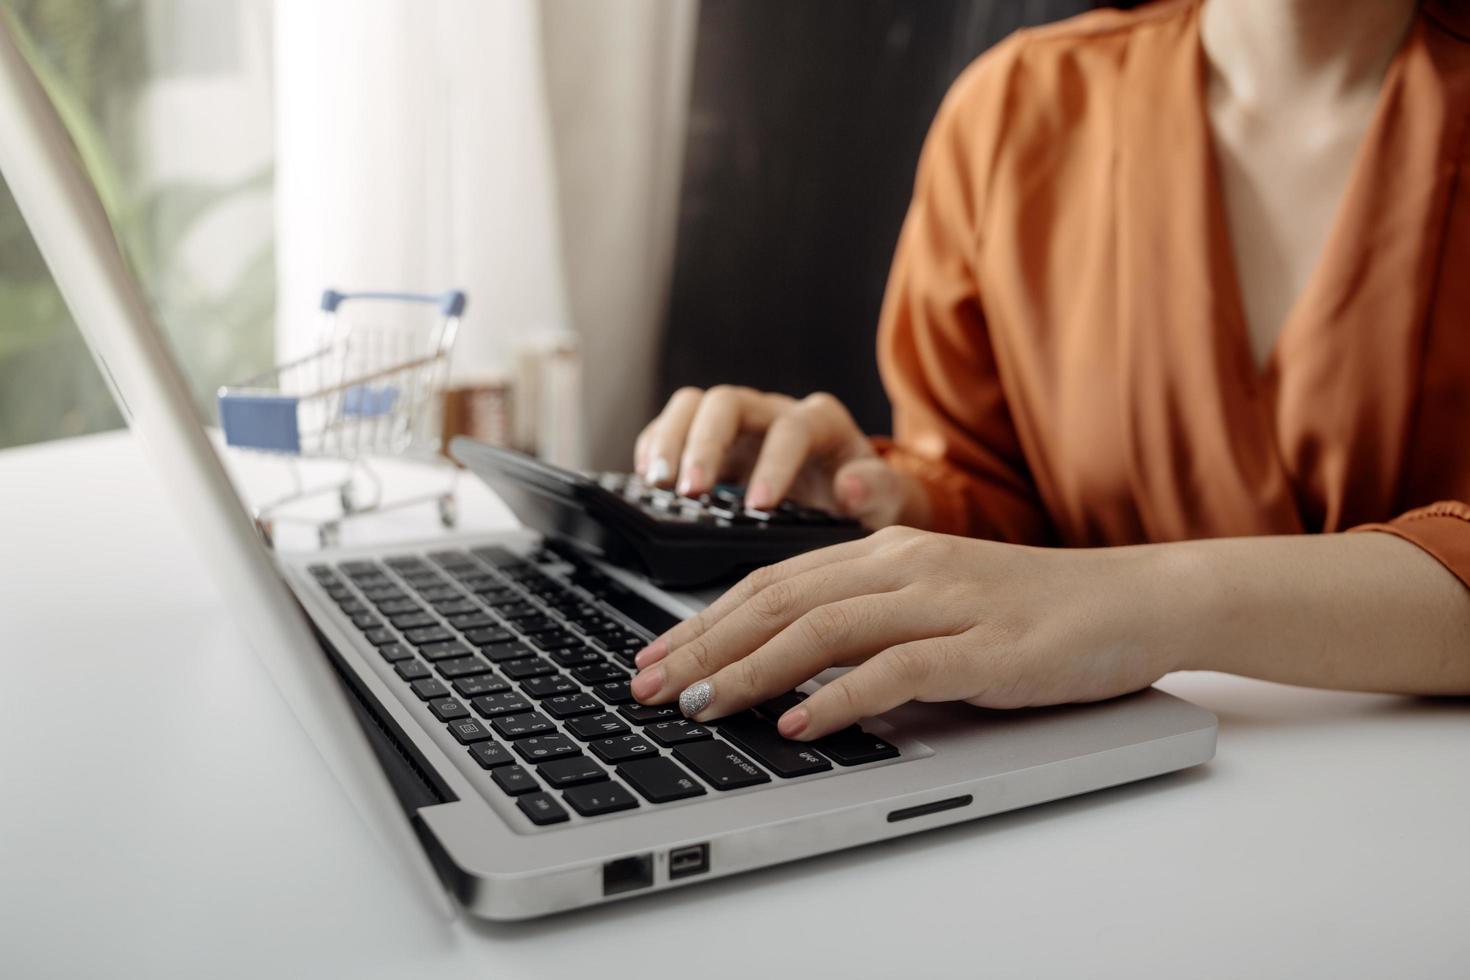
[[715, 712, 833, 778]]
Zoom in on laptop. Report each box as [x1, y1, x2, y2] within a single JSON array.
[[0, 18, 1217, 920]]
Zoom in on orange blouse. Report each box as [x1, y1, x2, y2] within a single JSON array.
[[876, 0, 1470, 588]]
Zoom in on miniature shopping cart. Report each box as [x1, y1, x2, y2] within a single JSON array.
[[217, 288, 466, 548]]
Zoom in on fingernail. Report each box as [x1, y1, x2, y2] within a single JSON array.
[[676, 463, 705, 496], [838, 473, 867, 510], [634, 637, 669, 669], [678, 680, 714, 718], [777, 707, 809, 738], [631, 664, 665, 702], [647, 457, 672, 485], [746, 480, 773, 509]]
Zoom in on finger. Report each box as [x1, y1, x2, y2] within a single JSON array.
[[833, 458, 920, 530], [778, 636, 966, 740], [677, 386, 782, 496], [633, 422, 655, 473], [745, 393, 869, 509], [643, 387, 704, 484], [633, 533, 885, 670], [630, 556, 903, 705], [676, 592, 937, 723]]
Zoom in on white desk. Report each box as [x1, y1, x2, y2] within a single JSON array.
[[2, 431, 1466, 979]]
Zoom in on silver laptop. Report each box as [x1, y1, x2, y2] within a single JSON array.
[[0, 19, 1216, 920]]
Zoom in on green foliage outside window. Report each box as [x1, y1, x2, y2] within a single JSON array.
[[0, 0, 274, 449]]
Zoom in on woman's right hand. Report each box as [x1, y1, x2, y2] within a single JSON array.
[[632, 386, 929, 530]]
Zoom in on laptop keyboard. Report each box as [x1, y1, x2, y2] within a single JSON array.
[[307, 546, 900, 827]]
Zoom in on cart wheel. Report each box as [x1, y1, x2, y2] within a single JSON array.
[[438, 495, 458, 529], [318, 521, 340, 549], [339, 484, 356, 515], [255, 517, 274, 549]]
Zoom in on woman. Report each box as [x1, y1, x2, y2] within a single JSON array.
[[628, 0, 1470, 739]]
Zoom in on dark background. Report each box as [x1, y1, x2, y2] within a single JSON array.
[[658, 0, 1116, 435]]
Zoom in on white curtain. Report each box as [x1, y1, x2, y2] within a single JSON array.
[[273, 0, 697, 470]]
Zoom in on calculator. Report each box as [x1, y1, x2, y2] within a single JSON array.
[[449, 437, 866, 587]]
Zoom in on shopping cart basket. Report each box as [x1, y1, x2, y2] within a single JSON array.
[[217, 288, 466, 547]]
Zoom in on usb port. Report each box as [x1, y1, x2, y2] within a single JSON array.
[[668, 843, 709, 880]]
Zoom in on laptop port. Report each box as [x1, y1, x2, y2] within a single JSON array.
[[602, 854, 653, 896], [668, 843, 709, 880]]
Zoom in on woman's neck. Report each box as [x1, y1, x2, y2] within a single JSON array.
[[1201, 0, 1418, 107]]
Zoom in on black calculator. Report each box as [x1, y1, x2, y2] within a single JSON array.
[[450, 437, 866, 587]]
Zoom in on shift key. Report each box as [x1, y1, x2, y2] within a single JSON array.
[[716, 712, 832, 778], [672, 740, 770, 790]]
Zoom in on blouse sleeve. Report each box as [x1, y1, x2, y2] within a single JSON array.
[[1351, 501, 1470, 591], [873, 44, 1053, 544]]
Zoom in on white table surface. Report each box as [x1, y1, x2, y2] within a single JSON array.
[[1, 431, 1466, 980]]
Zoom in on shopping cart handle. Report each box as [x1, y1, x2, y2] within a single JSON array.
[[319, 289, 467, 318]]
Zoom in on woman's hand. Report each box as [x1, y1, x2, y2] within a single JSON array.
[[632, 386, 928, 529], [629, 526, 1190, 740]]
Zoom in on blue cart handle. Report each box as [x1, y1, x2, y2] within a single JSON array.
[[319, 289, 467, 318]]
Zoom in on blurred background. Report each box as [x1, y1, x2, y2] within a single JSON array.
[[0, 0, 1117, 468]]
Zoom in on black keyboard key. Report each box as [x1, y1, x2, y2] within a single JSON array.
[[409, 678, 450, 700], [492, 765, 539, 796], [377, 643, 414, 663], [591, 679, 635, 704], [716, 712, 832, 777], [548, 646, 605, 668], [446, 717, 497, 744], [492, 711, 556, 740], [429, 698, 469, 721], [375, 597, 419, 614], [565, 712, 631, 741], [814, 727, 900, 766], [673, 740, 770, 790], [501, 657, 556, 680], [395, 660, 431, 681], [517, 791, 569, 825], [453, 674, 510, 697], [753, 690, 808, 723], [646, 719, 715, 747], [513, 734, 580, 763], [496, 602, 540, 620], [364, 628, 398, 646], [446, 612, 499, 631], [432, 599, 479, 616], [541, 693, 601, 719], [361, 585, 408, 602], [481, 641, 536, 663], [468, 740, 514, 769], [618, 703, 681, 725], [515, 618, 561, 636], [537, 755, 606, 788], [337, 599, 368, 615], [309, 563, 335, 580], [521, 675, 579, 699], [589, 734, 658, 764], [617, 757, 707, 803], [471, 545, 523, 566], [435, 656, 492, 679], [471, 692, 534, 717], [339, 559, 381, 576], [571, 662, 627, 685], [530, 631, 582, 652], [420, 640, 472, 662], [388, 611, 437, 630], [414, 585, 459, 601], [465, 626, 516, 647], [352, 613, 385, 630], [562, 781, 639, 817], [404, 626, 454, 646]]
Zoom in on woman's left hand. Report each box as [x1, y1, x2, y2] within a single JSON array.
[[629, 526, 1194, 740]]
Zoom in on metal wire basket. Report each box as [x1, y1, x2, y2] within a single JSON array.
[[217, 288, 466, 547]]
